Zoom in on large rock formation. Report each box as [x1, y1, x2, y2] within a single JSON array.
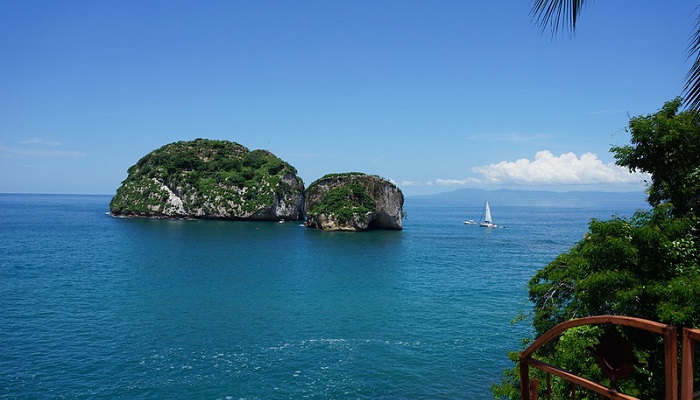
[[110, 139, 304, 220], [304, 173, 404, 231]]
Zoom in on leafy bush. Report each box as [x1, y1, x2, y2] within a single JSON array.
[[309, 182, 376, 224]]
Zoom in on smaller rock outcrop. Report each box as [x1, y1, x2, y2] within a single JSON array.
[[304, 173, 404, 231]]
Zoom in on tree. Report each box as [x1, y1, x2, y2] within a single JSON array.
[[493, 100, 700, 399], [530, 0, 700, 111], [493, 210, 700, 399], [612, 98, 700, 218]]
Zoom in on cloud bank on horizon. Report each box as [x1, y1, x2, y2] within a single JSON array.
[[401, 150, 650, 189]]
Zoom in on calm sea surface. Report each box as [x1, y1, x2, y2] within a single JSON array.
[[0, 193, 647, 399]]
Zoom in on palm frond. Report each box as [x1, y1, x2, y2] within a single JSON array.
[[683, 12, 700, 111], [530, 0, 590, 37]]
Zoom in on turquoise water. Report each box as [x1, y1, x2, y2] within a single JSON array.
[[0, 193, 646, 399]]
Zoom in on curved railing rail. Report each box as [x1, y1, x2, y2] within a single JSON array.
[[519, 315, 678, 400]]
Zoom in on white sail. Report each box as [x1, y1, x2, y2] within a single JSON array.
[[479, 201, 496, 228], [484, 201, 492, 223]]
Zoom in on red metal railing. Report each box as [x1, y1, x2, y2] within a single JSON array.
[[519, 315, 679, 400]]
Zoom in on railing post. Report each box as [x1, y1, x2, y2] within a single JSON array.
[[520, 359, 530, 400], [529, 378, 539, 400], [681, 328, 696, 400], [663, 325, 678, 400]]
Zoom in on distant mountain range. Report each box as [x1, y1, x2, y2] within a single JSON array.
[[409, 188, 648, 204]]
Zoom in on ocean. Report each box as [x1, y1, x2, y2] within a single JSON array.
[[0, 193, 647, 399]]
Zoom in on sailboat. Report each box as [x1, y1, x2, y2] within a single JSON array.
[[479, 201, 497, 228]]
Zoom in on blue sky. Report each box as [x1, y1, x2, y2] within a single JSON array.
[[0, 1, 694, 196]]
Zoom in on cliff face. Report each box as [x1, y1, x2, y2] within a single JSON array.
[[304, 173, 404, 231], [109, 139, 304, 220]]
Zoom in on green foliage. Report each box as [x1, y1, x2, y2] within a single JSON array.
[[495, 100, 700, 399], [308, 182, 376, 224], [611, 98, 700, 218], [110, 139, 302, 217], [312, 173, 400, 192], [495, 210, 700, 399], [320, 172, 366, 179], [532, 209, 699, 328]]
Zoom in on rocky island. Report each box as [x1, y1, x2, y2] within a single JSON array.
[[304, 173, 404, 231], [110, 140, 405, 231], [109, 139, 305, 220]]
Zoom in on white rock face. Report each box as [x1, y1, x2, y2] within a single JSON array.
[[371, 182, 404, 229], [157, 179, 186, 215], [273, 173, 305, 219]]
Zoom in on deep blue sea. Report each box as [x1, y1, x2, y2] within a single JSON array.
[[0, 193, 647, 399]]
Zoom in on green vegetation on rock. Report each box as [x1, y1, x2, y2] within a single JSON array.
[[110, 138, 304, 220], [308, 182, 376, 224]]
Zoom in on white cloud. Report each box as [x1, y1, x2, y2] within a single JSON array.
[[435, 178, 481, 186], [472, 150, 648, 185], [19, 139, 62, 147], [401, 180, 435, 187]]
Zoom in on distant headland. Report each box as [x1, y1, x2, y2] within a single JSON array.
[[109, 139, 404, 231]]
